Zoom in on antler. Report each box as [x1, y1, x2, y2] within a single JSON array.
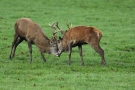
[[49, 21, 57, 34], [66, 21, 72, 29], [49, 22, 58, 41], [49, 22, 65, 35], [54, 22, 65, 35]]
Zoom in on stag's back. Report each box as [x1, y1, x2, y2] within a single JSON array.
[[15, 18, 49, 42], [63, 26, 102, 45]]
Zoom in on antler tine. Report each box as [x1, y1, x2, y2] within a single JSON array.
[[50, 21, 65, 35], [55, 22, 62, 30], [55, 22, 66, 35], [66, 21, 72, 29], [49, 21, 58, 30]]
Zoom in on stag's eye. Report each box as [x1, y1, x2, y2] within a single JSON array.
[[50, 42, 57, 47]]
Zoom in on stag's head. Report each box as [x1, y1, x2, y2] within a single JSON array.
[[48, 36, 59, 57], [48, 22, 61, 57], [49, 21, 72, 56]]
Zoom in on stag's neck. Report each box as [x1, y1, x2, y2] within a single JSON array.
[[61, 39, 69, 51], [35, 37, 52, 54]]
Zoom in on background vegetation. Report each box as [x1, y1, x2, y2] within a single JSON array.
[[0, 0, 135, 90]]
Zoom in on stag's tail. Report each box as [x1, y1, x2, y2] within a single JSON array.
[[97, 31, 102, 40], [14, 22, 19, 32]]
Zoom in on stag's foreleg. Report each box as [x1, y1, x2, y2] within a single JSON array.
[[40, 53, 46, 62], [78, 45, 84, 66], [28, 41, 32, 63], [68, 42, 73, 65]]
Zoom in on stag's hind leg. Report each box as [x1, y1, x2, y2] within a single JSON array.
[[9, 33, 21, 59], [9, 34, 18, 59], [90, 42, 106, 65], [12, 37, 23, 58]]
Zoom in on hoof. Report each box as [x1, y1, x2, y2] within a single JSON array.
[[101, 62, 106, 65], [82, 62, 84, 66]]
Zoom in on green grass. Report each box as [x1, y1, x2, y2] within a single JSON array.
[[0, 0, 135, 90]]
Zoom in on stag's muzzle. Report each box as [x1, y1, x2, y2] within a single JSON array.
[[55, 53, 60, 57]]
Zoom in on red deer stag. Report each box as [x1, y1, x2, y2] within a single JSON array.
[[9, 18, 59, 62], [53, 23, 106, 66]]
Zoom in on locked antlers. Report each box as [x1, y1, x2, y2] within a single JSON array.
[[49, 22, 68, 36], [49, 22, 63, 35]]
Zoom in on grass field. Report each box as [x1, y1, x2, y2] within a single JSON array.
[[0, 0, 135, 90]]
